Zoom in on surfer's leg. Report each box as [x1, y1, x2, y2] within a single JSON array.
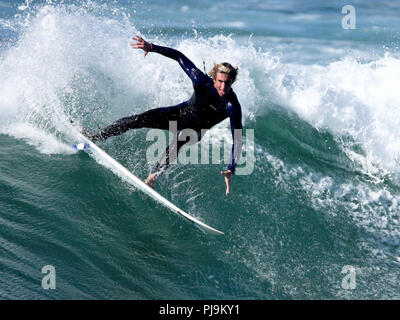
[[146, 130, 202, 187], [145, 138, 186, 188], [89, 104, 184, 141], [152, 138, 186, 174]]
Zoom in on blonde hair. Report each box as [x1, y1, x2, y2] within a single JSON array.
[[208, 62, 238, 83]]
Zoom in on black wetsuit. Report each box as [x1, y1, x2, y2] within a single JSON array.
[[91, 43, 243, 174]]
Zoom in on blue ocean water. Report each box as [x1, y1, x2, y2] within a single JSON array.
[[1, 0, 400, 299]]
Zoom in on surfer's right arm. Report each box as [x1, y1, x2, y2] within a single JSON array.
[[130, 35, 211, 87]]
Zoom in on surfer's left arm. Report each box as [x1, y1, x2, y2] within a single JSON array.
[[221, 94, 243, 196]]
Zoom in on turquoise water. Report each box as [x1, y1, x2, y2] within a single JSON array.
[[1, 0, 400, 299]]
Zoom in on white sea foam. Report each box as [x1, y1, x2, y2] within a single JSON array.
[[272, 54, 400, 176], [2, 122, 74, 154], [0, 3, 138, 153]]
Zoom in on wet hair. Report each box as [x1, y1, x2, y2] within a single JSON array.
[[208, 62, 238, 83]]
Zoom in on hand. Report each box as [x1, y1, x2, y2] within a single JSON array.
[[130, 35, 153, 57], [220, 170, 233, 196]]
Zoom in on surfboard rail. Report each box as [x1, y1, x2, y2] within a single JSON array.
[[75, 133, 224, 235]]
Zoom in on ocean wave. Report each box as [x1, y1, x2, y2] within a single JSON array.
[[1, 1, 399, 183]]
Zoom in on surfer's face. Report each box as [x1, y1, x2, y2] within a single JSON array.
[[213, 72, 232, 97]]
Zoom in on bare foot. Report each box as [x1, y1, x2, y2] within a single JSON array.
[[145, 173, 156, 189]]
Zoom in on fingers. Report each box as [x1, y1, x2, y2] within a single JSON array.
[[131, 35, 146, 45], [225, 178, 230, 196], [220, 170, 232, 196], [132, 35, 143, 42], [130, 35, 144, 48], [130, 42, 144, 48], [130, 35, 151, 58]]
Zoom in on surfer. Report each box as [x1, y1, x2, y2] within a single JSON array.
[[86, 35, 242, 196]]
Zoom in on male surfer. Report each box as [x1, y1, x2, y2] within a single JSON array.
[[86, 35, 242, 196]]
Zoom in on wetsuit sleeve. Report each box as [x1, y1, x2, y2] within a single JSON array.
[[227, 93, 243, 174], [151, 44, 212, 87]]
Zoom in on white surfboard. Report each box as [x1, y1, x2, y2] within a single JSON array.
[[73, 133, 224, 235]]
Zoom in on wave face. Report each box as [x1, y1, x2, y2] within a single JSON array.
[[1, 0, 400, 299]]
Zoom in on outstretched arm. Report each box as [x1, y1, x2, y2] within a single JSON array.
[[221, 96, 243, 196], [130, 35, 211, 87]]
